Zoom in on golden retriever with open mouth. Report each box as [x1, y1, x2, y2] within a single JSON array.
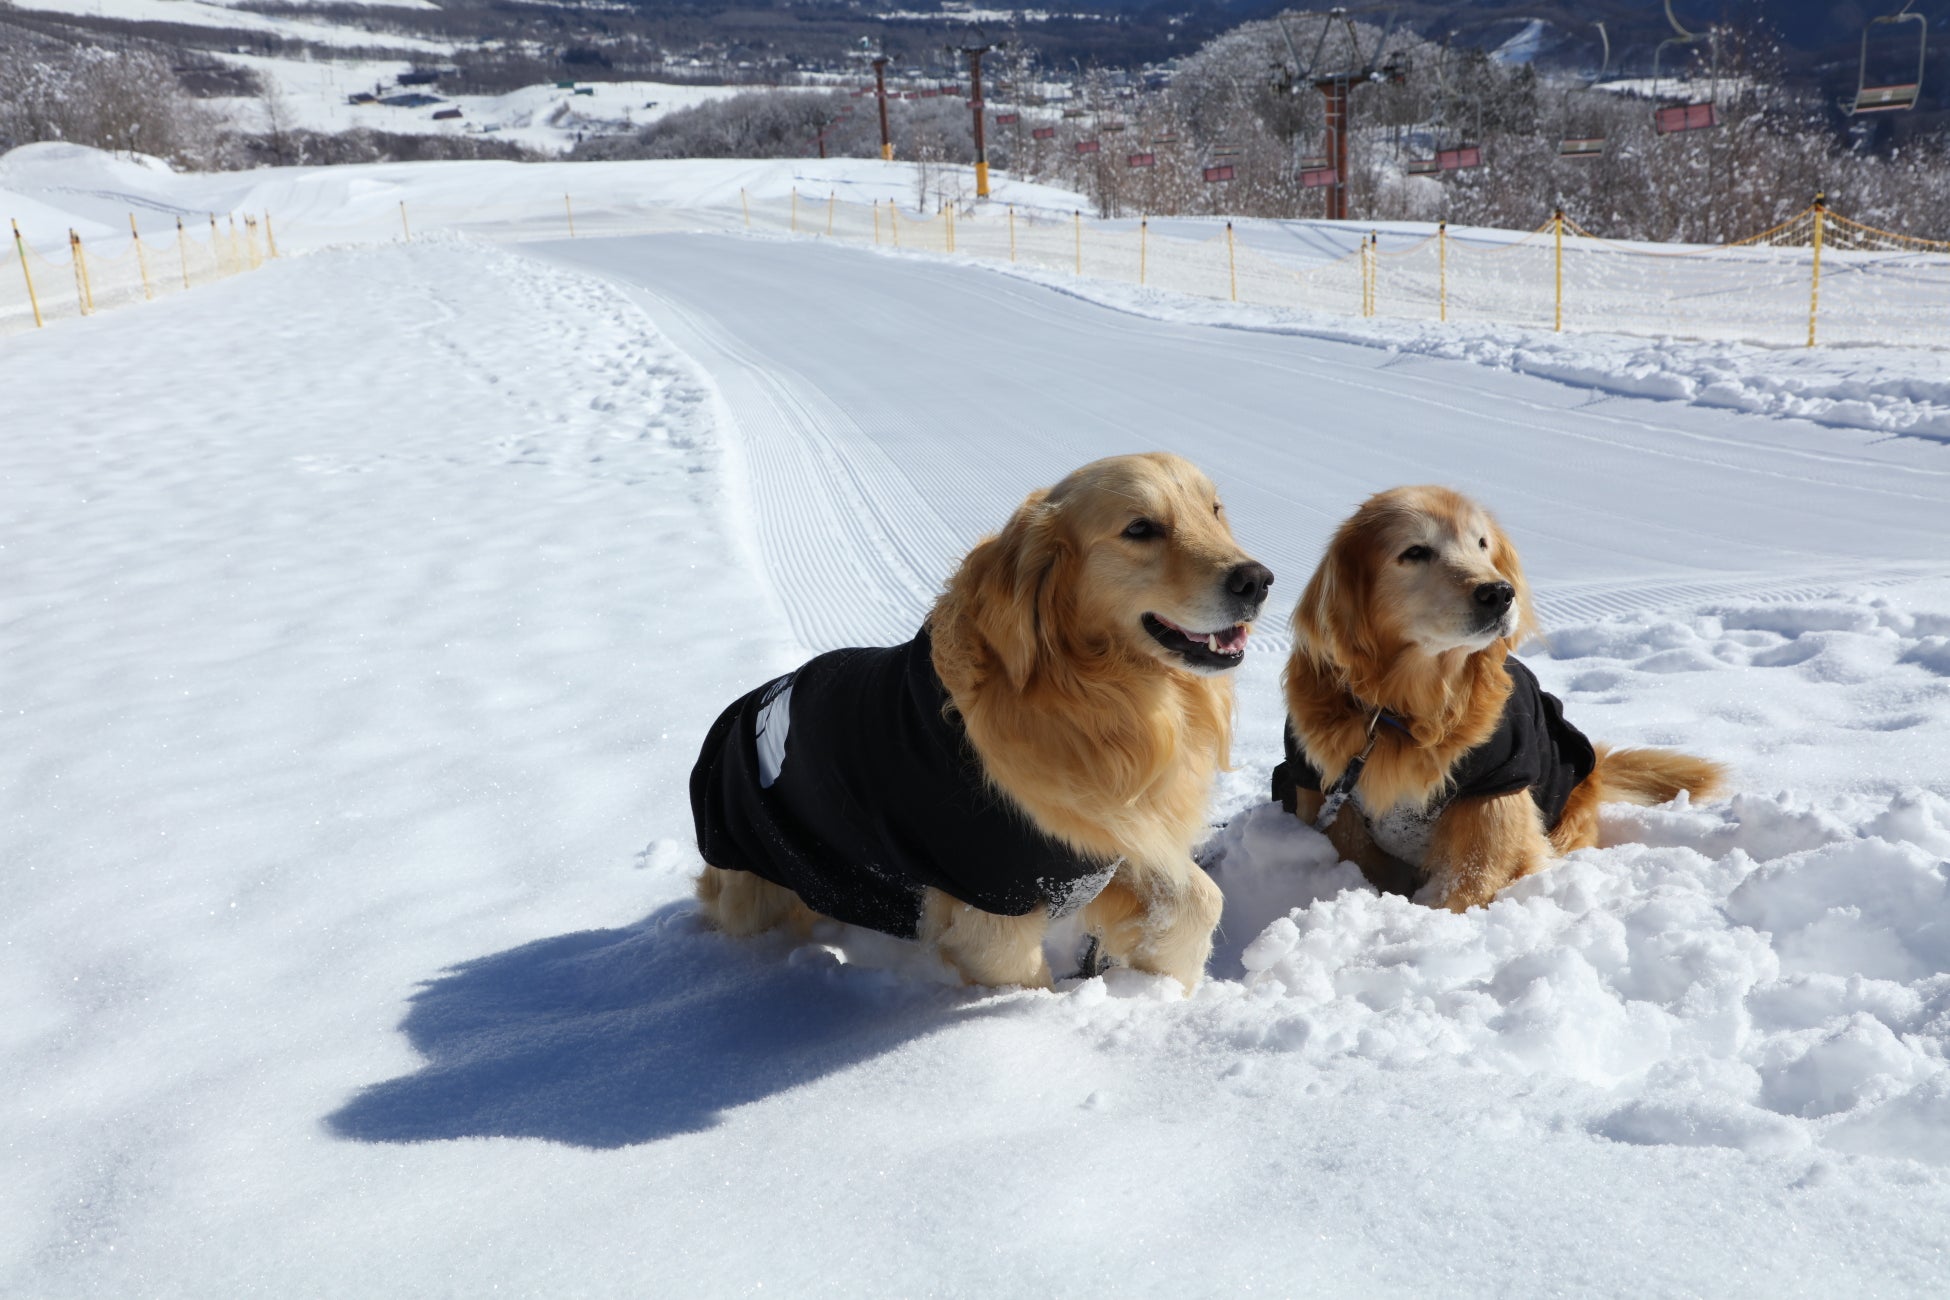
[[692, 452, 1274, 992], [1273, 485, 1725, 911]]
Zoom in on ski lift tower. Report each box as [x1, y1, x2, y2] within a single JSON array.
[[856, 39, 895, 161], [1277, 9, 1406, 221], [951, 29, 997, 197]]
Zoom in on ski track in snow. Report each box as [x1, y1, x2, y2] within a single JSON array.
[[538, 234, 1950, 655], [7, 211, 1950, 1294]]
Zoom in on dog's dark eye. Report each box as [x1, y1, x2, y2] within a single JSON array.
[[1479, 537, 1489, 550], [1213, 501, 1223, 516], [1399, 544, 1433, 562], [1124, 518, 1161, 540]]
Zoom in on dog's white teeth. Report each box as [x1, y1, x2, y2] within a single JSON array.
[[1207, 633, 1219, 652]]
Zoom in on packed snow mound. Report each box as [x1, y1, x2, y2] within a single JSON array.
[[1004, 270, 1950, 445]]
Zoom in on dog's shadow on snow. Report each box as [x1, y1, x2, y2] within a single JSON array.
[[326, 902, 980, 1150]]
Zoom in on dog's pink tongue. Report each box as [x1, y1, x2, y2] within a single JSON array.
[[1212, 624, 1249, 654]]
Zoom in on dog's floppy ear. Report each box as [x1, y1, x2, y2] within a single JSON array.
[[947, 488, 1074, 689], [1487, 513, 1540, 648], [1292, 514, 1380, 673]]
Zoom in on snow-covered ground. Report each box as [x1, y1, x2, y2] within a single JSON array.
[[8, 148, 1943, 438], [6, 150, 1950, 1294], [8, 0, 452, 49], [7, 0, 787, 154], [213, 59, 755, 157]]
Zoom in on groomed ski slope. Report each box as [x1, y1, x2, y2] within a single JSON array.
[[5, 159, 1950, 1296]]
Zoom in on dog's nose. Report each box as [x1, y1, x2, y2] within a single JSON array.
[[1474, 581, 1515, 613], [1227, 561, 1274, 605]]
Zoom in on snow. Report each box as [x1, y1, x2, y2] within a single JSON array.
[[5, 149, 1950, 1294], [9, 150, 1946, 443], [6, 0, 453, 49], [212, 59, 759, 157]]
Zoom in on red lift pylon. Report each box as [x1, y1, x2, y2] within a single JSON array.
[[1276, 10, 1407, 222]]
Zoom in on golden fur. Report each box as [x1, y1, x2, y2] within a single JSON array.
[[698, 452, 1271, 991], [1283, 485, 1727, 910]]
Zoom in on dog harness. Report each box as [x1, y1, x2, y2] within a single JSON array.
[[691, 625, 1119, 939], [1271, 656, 1596, 844]]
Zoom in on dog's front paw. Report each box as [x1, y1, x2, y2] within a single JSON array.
[[1416, 872, 1497, 912]]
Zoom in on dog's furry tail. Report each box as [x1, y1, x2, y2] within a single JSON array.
[[1589, 744, 1728, 807]]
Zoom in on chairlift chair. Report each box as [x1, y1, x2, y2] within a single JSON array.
[[1849, 2, 1928, 114], [1557, 23, 1611, 159], [1653, 0, 1721, 133]]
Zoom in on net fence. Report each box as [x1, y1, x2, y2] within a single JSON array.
[[5, 215, 271, 334], [8, 189, 1946, 350]]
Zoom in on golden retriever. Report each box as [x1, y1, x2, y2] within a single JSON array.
[[1276, 485, 1725, 911], [693, 452, 1273, 991]]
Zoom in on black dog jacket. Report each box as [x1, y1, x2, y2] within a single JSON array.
[[691, 625, 1118, 939], [1271, 656, 1596, 834]]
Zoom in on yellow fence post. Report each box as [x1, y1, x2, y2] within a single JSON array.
[[1807, 193, 1826, 348], [891, 204, 900, 248], [209, 213, 221, 273], [1008, 204, 1016, 262], [791, 188, 798, 234], [130, 214, 153, 301], [1368, 231, 1378, 316], [1074, 210, 1082, 276], [177, 217, 190, 289], [873, 200, 881, 245], [1553, 208, 1565, 332], [264, 211, 279, 259], [399, 201, 410, 241], [245, 216, 261, 269], [946, 202, 955, 254], [565, 193, 576, 238], [826, 190, 836, 236], [1227, 222, 1237, 303], [70, 229, 94, 315], [741, 188, 750, 228], [1358, 234, 1368, 316], [1438, 221, 1448, 323], [230, 214, 244, 272], [11, 219, 43, 329], [1140, 217, 1148, 287]]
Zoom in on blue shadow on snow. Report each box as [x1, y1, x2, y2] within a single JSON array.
[[326, 902, 971, 1149]]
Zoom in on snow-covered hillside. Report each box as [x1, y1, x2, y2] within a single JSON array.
[[5, 150, 1950, 1296], [4, 0, 776, 155]]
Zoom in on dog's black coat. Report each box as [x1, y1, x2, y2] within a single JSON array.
[[1271, 656, 1596, 832], [691, 625, 1116, 939]]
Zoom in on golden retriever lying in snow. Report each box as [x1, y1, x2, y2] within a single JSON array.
[[1274, 485, 1725, 911], [693, 452, 1274, 991]]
